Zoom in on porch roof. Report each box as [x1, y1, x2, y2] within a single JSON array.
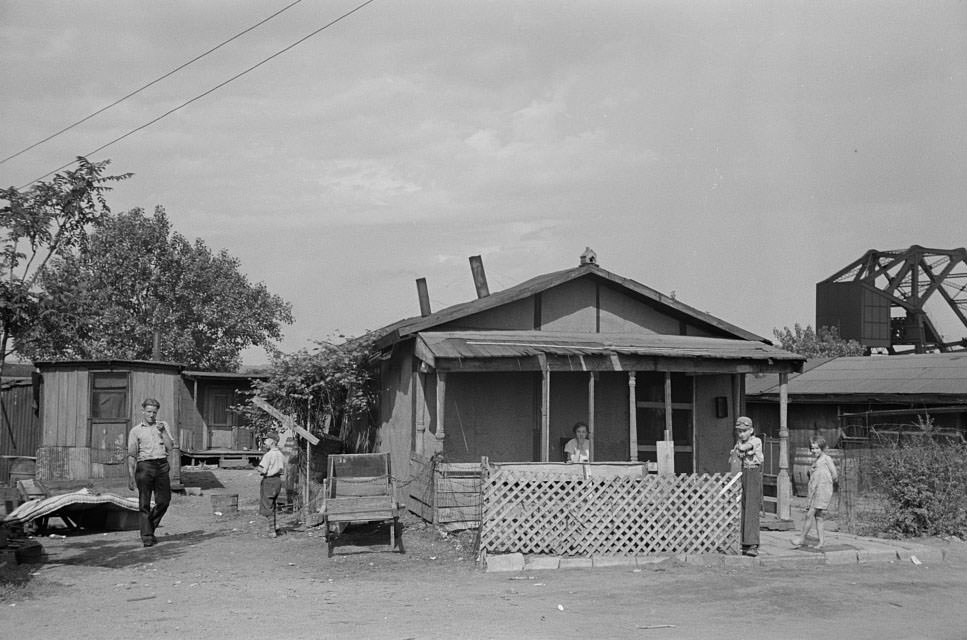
[[414, 330, 804, 373]]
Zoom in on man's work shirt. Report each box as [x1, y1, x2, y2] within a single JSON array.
[[257, 448, 285, 478], [128, 421, 174, 461]]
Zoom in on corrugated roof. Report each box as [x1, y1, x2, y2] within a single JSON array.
[[373, 263, 767, 348], [417, 330, 803, 367], [746, 353, 967, 397]]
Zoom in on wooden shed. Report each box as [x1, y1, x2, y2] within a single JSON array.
[[33, 360, 262, 484], [370, 255, 804, 524]]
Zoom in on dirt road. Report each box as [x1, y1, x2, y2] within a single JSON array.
[[3, 469, 965, 639]]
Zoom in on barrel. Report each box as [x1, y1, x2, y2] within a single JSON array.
[[210, 493, 238, 516], [8, 457, 36, 487]]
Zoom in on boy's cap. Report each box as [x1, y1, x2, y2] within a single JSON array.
[[735, 416, 753, 429]]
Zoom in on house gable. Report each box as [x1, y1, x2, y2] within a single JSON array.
[[432, 273, 735, 338]]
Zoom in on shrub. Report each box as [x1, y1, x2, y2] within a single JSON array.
[[868, 439, 967, 537]]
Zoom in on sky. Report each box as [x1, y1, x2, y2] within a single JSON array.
[[3, 1, 967, 363]]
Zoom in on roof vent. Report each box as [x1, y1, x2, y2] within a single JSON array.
[[579, 247, 598, 266]]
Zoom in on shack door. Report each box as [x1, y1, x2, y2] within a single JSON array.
[[206, 388, 252, 450], [90, 372, 129, 463]]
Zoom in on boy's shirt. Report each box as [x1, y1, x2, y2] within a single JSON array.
[[257, 447, 286, 477], [732, 435, 764, 469]]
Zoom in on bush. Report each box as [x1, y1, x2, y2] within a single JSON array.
[[868, 440, 967, 537]]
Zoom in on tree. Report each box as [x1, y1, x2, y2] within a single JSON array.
[[773, 323, 866, 358], [240, 334, 380, 452], [0, 157, 130, 373], [17, 206, 293, 370]]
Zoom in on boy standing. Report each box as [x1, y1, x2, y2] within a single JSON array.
[[730, 416, 763, 556], [257, 431, 285, 538]]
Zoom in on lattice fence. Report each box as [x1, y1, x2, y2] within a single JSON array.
[[479, 465, 742, 556]]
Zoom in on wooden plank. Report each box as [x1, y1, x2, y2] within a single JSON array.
[[435, 505, 480, 524], [331, 476, 391, 497], [628, 371, 638, 461], [251, 397, 320, 445], [655, 440, 675, 476]]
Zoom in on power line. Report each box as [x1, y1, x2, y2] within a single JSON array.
[[1, 0, 305, 167], [18, 0, 378, 189]]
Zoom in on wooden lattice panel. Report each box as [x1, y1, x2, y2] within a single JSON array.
[[479, 467, 741, 556]]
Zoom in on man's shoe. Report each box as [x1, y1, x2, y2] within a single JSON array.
[[142, 539, 156, 547]]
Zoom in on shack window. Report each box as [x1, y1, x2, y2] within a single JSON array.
[[91, 372, 129, 419]]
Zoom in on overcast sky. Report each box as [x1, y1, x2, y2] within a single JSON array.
[[3, 1, 967, 362]]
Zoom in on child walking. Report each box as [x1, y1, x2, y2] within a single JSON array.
[[730, 416, 764, 556], [257, 431, 285, 538], [792, 436, 838, 549]]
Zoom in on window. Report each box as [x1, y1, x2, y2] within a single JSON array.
[[635, 372, 694, 472], [91, 372, 128, 419]]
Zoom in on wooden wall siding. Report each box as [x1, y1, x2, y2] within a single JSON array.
[[0, 383, 41, 481], [36, 446, 91, 481], [442, 372, 537, 463], [540, 278, 598, 331], [593, 372, 630, 461], [693, 374, 735, 474], [41, 368, 89, 448], [378, 349, 415, 479], [176, 380, 204, 451], [598, 284, 681, 335], [128, 370, 178, 430], [442, 296, 535, 331]]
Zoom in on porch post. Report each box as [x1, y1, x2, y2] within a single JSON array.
[[777, 371, 792, 520], [628, 372, 638, 461], [435, 372, 447, 441], [413, 369, 426, 455], [656, 371, 675, 475], [664, 371, 673, 440], [587, 372, 596, 462], [540, 354, 550, 462]]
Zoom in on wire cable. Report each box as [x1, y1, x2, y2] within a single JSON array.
[[17, 0, 378, 189], [1, 0, 305, 167]]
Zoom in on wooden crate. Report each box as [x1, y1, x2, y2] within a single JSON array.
[[406, 455, 482, 530]]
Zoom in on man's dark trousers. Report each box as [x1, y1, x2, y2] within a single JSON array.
[[135, 459, 171, 543]]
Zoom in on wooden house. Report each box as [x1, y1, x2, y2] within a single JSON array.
[[369, 254, 804, 521], [33, 359, 263, 484], [746, 353, 967, 447]]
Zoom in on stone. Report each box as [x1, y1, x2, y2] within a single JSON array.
[[485, 552, 525, 572], [857, 548, 899, 564], [591, 555, 636, 568], [524, 555, 560, 571], [558, 557, 593, 569]]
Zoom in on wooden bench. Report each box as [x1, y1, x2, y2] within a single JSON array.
[[321, 452, 403, 557]]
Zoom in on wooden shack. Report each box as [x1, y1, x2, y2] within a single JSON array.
[[370, 254, 804, 525], [33, 359, 262, 484]]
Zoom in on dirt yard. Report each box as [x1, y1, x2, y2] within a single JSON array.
[[2, 468, 966, 639]]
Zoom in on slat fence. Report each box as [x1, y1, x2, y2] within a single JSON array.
[[479, 463, 741, 556]]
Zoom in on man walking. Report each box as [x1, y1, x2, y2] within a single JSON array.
[[127, 398, 173, 547]]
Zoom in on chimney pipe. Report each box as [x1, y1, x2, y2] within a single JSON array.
[[152, 330, 162, 361], [469, 255, 490, 298], [416, 278, 432, 317]]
